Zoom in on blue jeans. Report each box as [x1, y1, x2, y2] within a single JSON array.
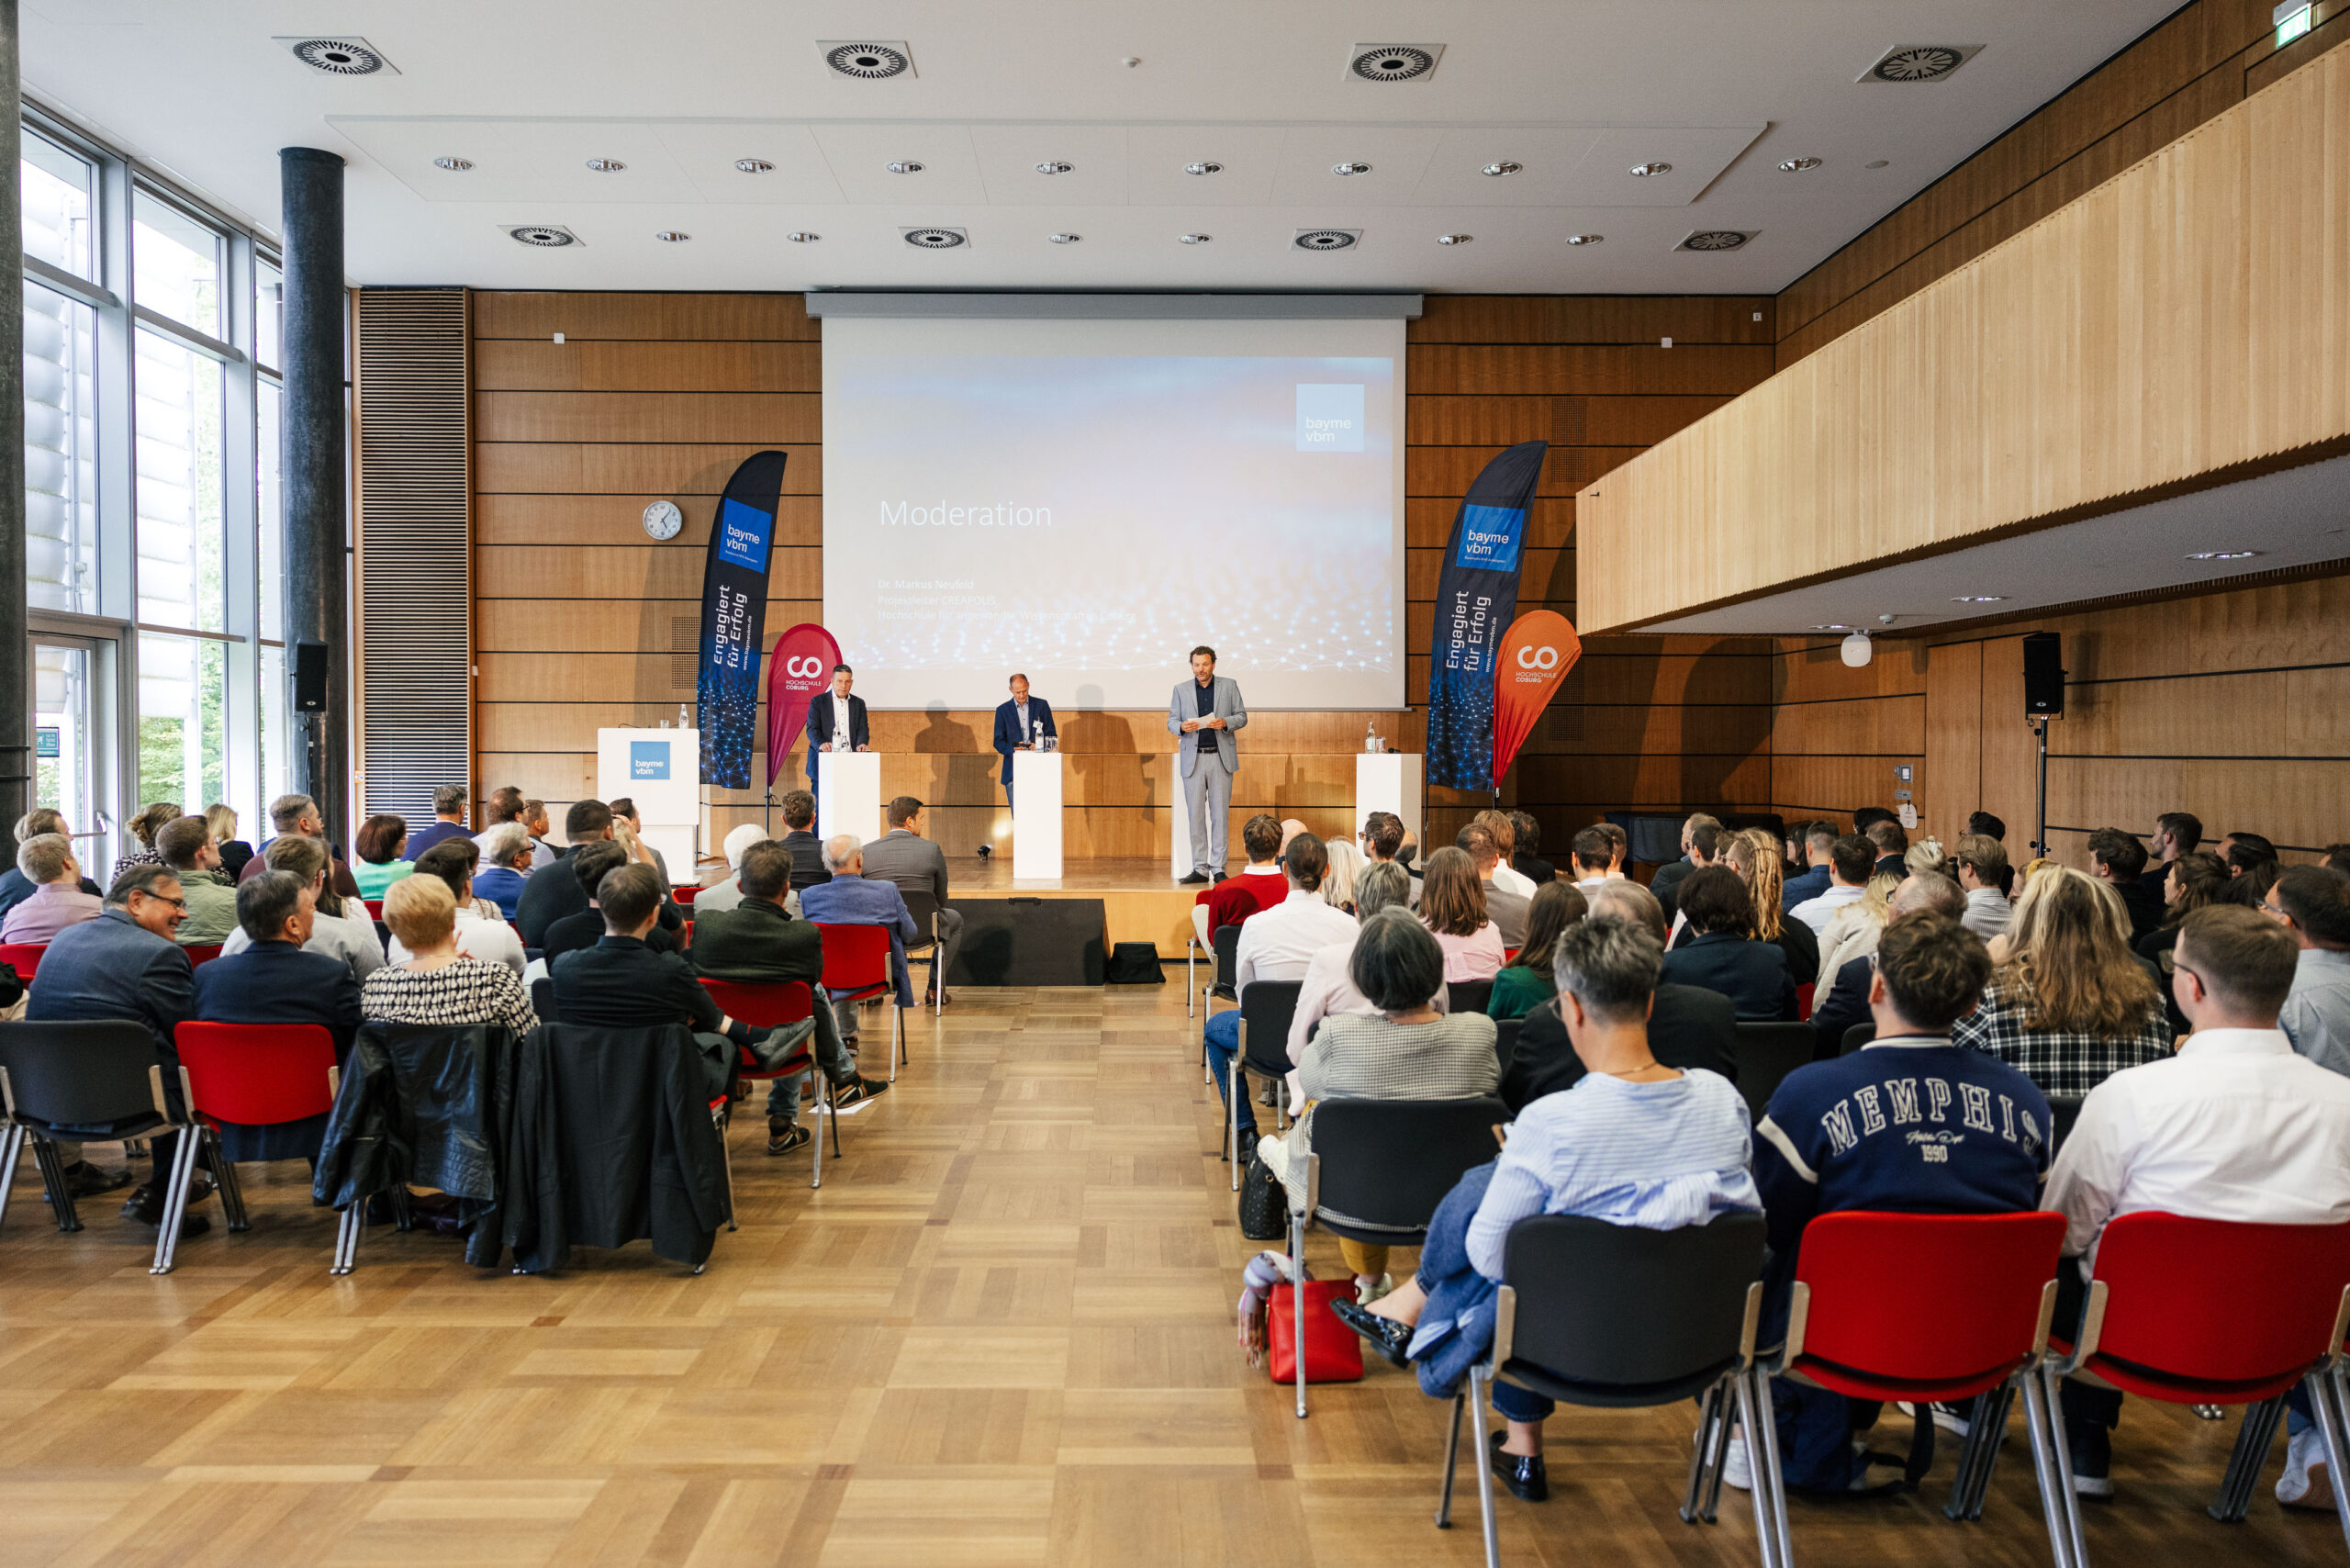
[[1203, 1011, 1256, 1134], [1413, 1159, 1550, 1423]]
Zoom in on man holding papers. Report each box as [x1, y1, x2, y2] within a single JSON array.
[[991, 673, 1057, 814]]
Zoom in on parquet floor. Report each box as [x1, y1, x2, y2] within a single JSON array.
[[0, 984, 2335, 1567]]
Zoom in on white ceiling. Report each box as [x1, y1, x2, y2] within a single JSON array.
[[1637, 453, 2350, 636], [21, 1, 2186, 292]]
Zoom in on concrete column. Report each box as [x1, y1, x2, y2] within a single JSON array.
[[278, 147, 348, 843], [0, 1, 29, 831]]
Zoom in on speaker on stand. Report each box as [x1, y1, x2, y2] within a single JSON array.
[[293, 641, 330, 811], [2022, 633, 2065, 858]]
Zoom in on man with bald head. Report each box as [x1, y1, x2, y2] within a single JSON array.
[[798, 833, 919, 1053]]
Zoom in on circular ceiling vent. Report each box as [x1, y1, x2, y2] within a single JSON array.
[[1294, 229, 1360, 252], [1870, 45, 1967, 82], [1680, 230, 1751, 252], [1350, 45, 1435, 83], [286, 38, 387, 75], [509, 225, 579, 249], [902, 227, 968, 250], [827, 42, 911, 80]]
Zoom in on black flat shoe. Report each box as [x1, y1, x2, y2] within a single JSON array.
[[1489, 1430, 1549, 1502], [1179, 872, 1211, 885], [1329, 1296, 1413, 1369]]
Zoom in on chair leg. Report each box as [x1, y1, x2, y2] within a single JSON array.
[[0, 1123, 22, 1236], [1736, 1366, 1793, 1568], [1228, 1055, 1241, 1193], [1950, 1383, 2014, 1522], [1704, 1379, 1738, 1524], [1186, 939, 1195, 1018], [149, 1129, 204, 1275], [1684, 1378, 1727, 1525], [2210, 1394, 2287, 1522], [715, 1103, 738, 1231], [889, 1002, 901, 1082], [1467, 1367, 1502, 1568], [29, 1136, 80, 1232], [1289, 1205, 1308, 1420], [204, 1133, 250, 1234], [2304, 1363, 2350, 1556], [331, 1201, 362, 1275], [1436, 1389, 1466, 1528], [2019, 1365, 2082, 1568]]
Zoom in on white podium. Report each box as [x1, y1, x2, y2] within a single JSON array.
[[816, 751, 883, 846], [595, 727, 698, 883], [1355, 753, 1425, 851], [1169, 755, 1198, 879], [1012, 751, 1063, 879]]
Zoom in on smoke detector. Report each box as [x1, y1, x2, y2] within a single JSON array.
[[901, 227, 968, 250], [274, 37, 397, 76], [734, 158, 775, 174], [1178, 233, 1212, 245], [1347, 43, 1442, 83], [1858, 44, 1983, 84], [784, 231, 820, 243], [1563, 234, 1604, 246], [1185, 162, 1222, 176], [822, 41, 913, 80], [506, 224, 581, 249], [1678, 230, 1751, 252], [1048, 233, 1081, 244], [1293, 229, 1360, 252]]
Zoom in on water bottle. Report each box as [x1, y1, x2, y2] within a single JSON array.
[[1364, 722, 1379, 754], [678, 703, 690, 729]]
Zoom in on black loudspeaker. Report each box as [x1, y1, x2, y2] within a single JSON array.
[[945, 897, 1107, 987], [293, 641, 330, 712], [2022, 632, 2065, 717]]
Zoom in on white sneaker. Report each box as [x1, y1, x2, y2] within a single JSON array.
[[1895, 1399, 1973, 1439], [2279, 1426, 2335, 1510], [1355, 1273, 1393, 1304], [1695, 1421, 1753, 1492]]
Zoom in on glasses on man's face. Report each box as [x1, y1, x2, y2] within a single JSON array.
[[139, 893, 187, 912]]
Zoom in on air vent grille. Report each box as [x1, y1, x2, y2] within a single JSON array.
[[823, 41, 912, 80], [276, 36, 396, 75], [1294, 229, 1360, 252], [902, 227, 968, 250], [1679, 230, 1751, 252], [1348, 43, 1440, 83], [1859, 44, 1981, 83], [507, 224, 579, 249]]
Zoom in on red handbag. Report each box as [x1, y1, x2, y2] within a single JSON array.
[[1265, 1280, 1365, 1384]]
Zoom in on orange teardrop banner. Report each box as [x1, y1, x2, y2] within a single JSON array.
[[1492, 610, 1583, 784]]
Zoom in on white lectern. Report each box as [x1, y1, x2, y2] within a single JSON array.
[[1013, 751, 1063, 879], [1355, 753, 1425, 851], [595, 727, 698, 883], [1169, 755, 1197, 880], [817, 751, 883, 846]]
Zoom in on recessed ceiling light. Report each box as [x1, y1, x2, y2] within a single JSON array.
[[585, 158, 625, 174], [1178, 233, 1211, 244], [1812, 624, 1850, 632], [886, 160, 923, 174], [1332, 162, 1372, 176], [1778, 157, 1823, 173], [784, 231, 820, 243], [1184, 162, 1222, 176], [1865, 159, 1891, 169], [1481, 161, 1522, 177], [432, 156, 472, 172], [734, 158, 774, 174], [654, 230, 689, 242], [1437, 234, 1472, 245], [1035, 161, 1073, 175], [1629, 162, 1673, 177], [1950, 595, 2007, 603], [1048, 232, 1081, 244], [2186, 550, 2263, 561], [1563, 233, 1604, 246]]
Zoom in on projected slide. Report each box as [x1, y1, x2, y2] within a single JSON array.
[[822, 316, 1404, 711]]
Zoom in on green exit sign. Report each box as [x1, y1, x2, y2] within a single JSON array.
[[35, 727, 59, 759], [2277, 2, 2314, 45]]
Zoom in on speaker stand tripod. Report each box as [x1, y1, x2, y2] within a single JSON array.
[[2030, 716, 2051, 859]]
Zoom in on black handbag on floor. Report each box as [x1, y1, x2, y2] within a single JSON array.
[[1104, 941, 1165, 983], [1238, 1149, 1288, 1240]]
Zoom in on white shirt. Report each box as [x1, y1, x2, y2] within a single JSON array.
[[1235, 889, 1359, 995], [220, 904, 386, 983], [1491, 861, 1538, 899], [389, 906, 526, 977], [821, 691, 845, 747], [1791, 882, 1865, 935], [2044, 1028, 2350, 1263]]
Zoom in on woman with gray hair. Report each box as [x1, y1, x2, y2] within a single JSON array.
[[1255, 907, 1500, 1301], [472, 823, 535, 920]]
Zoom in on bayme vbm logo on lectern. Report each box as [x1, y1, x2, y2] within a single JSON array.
[[1295, 383, 1365, 452], [629, 740, 672, 780]]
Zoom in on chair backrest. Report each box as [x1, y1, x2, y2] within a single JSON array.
[[1492, 1017, 1521, 1075], [1796, 981, 1815, 1021], [2088, 1213, 2350, 1383], [1447, 977, 1494, 1016], [183, 944, 223, 967], [817, 923, 892, 991], [1237, 980, 1304, 1073], [531, 976, 554, 1022], [1212, 924, 1240, 986], [0, 1019, 168, 1127], [0, 942, 46, 980], [1841, 1022, 1875, 1055], [364, 900, 385, 920], [898, 886, 940, 936], [1731, 1021, 1817, 1121], [672, 883, 703, 905], [2047, 1096, 2085, 1156], [173, 1022, 341, 1126], [1795, 1210, 2066, 1381], [699, 977, 814, 1030], [1502, 1211, 1768, 1388], [1313, 1097, 1511, 1230]]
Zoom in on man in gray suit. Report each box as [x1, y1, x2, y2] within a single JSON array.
[[862, 795, 962, 1005], [1168, 644, 1248, 885]]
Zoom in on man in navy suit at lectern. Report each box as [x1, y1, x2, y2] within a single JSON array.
[[805, 663, 871, 807], [991, 673, 1057, 813]]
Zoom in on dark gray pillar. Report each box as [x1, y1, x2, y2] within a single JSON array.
[[0, 1, 28, 832], [279, 148, 348, 845]]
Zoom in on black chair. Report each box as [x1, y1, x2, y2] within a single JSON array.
[[1438, 1210, 1779, 1568], [2047, 1095, 2085, 1156], [1293, 1097, 1511, 1417], [900, 888, 943, 1034], [1227, 980, 1304, 1190], [0, 1020, 196, 1273], [1731, 1022, 1817, 1122], [1447, 978, 1494, 1017], [1491, 1018, 1521, 1078], [1841, 1022, 1875, 1055], [531, 976, 555, 1023], [1200, 924, 1240, 1079]]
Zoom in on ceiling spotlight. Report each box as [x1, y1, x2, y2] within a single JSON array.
[[1048, 232, 1081, 244], [1332, 162, 1373, 176], [886, 160, 923, 174], [1841, 630, 1874, 668], [654, 230, 689, 242], [2186, 549, 2263, 560], [1563, 233, 1605, 246], [1629, 161, 1673, 177], [1950, 595, 2008, 603], [1481, 161, 1522, 177], [1035, 161, 1074, 175], [1778, 156, 1823, 173], [1865, 160, 1891, 169], [1437, 234, 1472, 245], [585, 157, 625, 174], [1812, 624, 1850, 632], [734, 158, 775, 174], [1184, 161, 1222, 176], [1178, 233, 1211, 244], [784, 231, 820, 242], [432, 156, 472, 172]]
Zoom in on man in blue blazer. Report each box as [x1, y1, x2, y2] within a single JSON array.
[[799, 834, 917, 1050], [991, 673, 1057, 813], [1166, 644, 1248, 884], [804, 664, 870, 807]]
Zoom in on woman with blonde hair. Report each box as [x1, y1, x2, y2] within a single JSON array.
[[1817, 868, 1901, 987], [1417, 845, 1506, 981], [1320, 835, 1365, 915], [205, 803, 254, 880], [1726, 829, 1818, 985], [361, 875, 537, 1035], [1952, 865, 2170, 1097], [116, 801, 182, 870], [1903, 836, 1950, 881]]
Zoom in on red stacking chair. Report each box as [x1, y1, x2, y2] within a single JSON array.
[[699, 978, 840, 1194], [182, 945, 223, 967], [0, 943, 46, 981], [816, 924, 902, 1081], [364, 900, 384, 920], [1796, 982, 1815, 1022], [674, 883, 703, 906], [2046, 1213, 2350, 1553], [170, 1023, 341, 1269]]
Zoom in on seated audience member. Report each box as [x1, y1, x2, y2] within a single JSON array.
[[1489, 881, 1587, 1021], [1751, 913, 2048, 1493], [1781, 822, 1840, 912], [2143, 811, 2200, 904], [190, 870, 364, 1164], [403, 785, 473, 861], [608, 795, 671, 887], [2269, 865, 2350, 1078], [387, 841, 525, 976], [1508, 812, 1555, 887], [1661, 866, 1798, 1020], [521, 798, 558, 869], [157, 814, 239, 946], [1817, 867, 1898, 988], [1320, 836, 1365, 914], [690, 823, 768, 915], [2220, 830, 2277, 879], [25, 865, 205, 1229], [1791, 834, 1874, 937], [2043, 905, 2350, 1500], [1458, 823, 1530, 947], [1661, 820, 1727, 926], [1418, 846, 1507, 983], [1257, 910, 1500, 1299], [548, 864, 750, 1096], [1332, 916, 1755, 1497], [1359, 810, 1412, 894], [362, 875, 536, 1036], [1568, 826, 1617, 892], [116, 801, 181, 871], [433, 838, 503, 922], [1597, 821, 1631, 881], [692, 838, 888, 1155], [1725, 829, 1818, 986], [219, 834, 386, 982], [2327, 844, 2350, 875], [1205, 833, 1358, 1157], [1504, 879, 1737, 1107], [243, 793, 362, 898], [1476, 810, 1538, 899], [1650, 813, 1720, 915], [206, 804, 253, 881], [1966, 811, 2008, 844], [798, 833, 919, 1052], [2137, 850, 2229, 1033], [1953, 834, 2012, 941], [352, 812, 413, 900], [2086, 827, 2160, 942], [1864, 818, 1908, 881], [1902, 836, 1949, 882], [0, 808, 101, 920], [517, 799, 679, 948], [1192, 812, 1290, 949], [1809, 873, 1966, 1057], [1951, 866, 2171, 1099], [778, 790, 829, 890], [472, 823, 534, 920], [542, 843, 678, 967], [863, 796, 962, 1007], [1, 832, 103, 944], [1852, 806, 1897, 836], [471, 786, 529, 860], [1286, 863, 1449, 1082]]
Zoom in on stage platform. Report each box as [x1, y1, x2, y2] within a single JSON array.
[[951, 856, 1202, 957]]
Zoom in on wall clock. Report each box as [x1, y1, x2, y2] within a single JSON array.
[[642, 499, 683, 540]]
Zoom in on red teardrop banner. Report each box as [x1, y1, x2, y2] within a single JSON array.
[[1492, 610, 1583, 784], [764, 622, 844, 789]]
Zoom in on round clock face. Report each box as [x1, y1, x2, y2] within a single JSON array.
[[642, 499, 684, 541]]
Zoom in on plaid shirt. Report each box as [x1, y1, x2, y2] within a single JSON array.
[[1952, 969, 2174, 1099]]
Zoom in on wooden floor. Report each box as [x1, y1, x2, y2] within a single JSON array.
[[0, 985, 2334, 1568]]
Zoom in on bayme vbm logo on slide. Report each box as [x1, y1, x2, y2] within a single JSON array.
[[629, 740, 672, 780], [1295, 384, 1365, 452]]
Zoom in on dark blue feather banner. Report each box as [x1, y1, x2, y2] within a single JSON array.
[[1424, 440, 1546, 791], [696, 451, 788, 789]]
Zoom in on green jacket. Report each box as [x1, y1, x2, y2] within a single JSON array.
[[174, 868, 241, 946], [1487, 963, 1556, 1022], [688, 896, 823, 988]]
